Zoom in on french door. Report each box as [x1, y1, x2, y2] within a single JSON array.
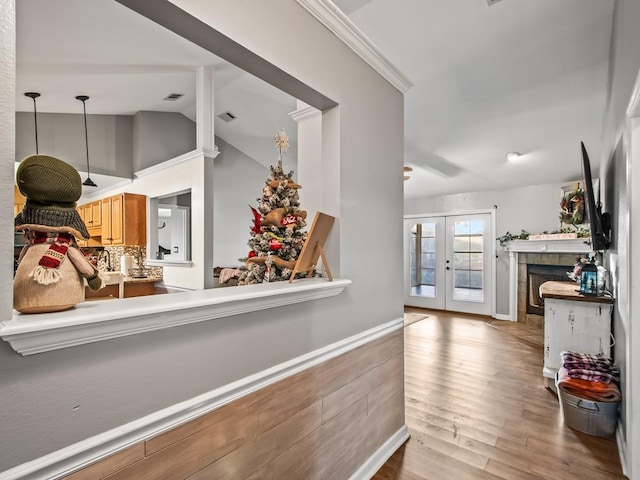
[[404, 213, 494, 316]]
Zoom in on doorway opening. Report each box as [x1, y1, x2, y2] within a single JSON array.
[[404, 212, 495, 316]]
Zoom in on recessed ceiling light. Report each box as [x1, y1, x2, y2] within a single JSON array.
[[506, 152, 522, 162]]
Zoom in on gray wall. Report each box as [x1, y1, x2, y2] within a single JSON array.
[[15, 110, 198, 177], [213, 136, 267, 268], [133, 111, 196, 171], [405, 181, 577, 316], [599, 0, 640, 474], [603, 138, 628, 443], [16, 112, 134, 177], [0, 0, 404, 472]]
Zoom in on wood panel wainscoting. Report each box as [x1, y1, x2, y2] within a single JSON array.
[[61, 329, 405, 480]]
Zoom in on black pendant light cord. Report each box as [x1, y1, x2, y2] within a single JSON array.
[[76, 95, 97, 187], [24, 92, 40, 154]]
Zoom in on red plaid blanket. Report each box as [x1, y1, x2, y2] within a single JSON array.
[[560, 351, 619, 384]]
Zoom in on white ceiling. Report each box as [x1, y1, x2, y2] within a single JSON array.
[[16, 0, 298, 179], [17, 0, 615, 200], [335, 0, 615, 198]]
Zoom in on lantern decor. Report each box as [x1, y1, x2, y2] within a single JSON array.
[[579, 259, 598, 295]]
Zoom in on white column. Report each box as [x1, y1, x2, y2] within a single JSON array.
[[196, 66, 217, 156], [196, 66, 218, 288], [509, 251, 518, 321], [289, 100, 323, 218]]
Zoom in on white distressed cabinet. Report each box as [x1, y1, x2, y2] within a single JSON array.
[[540, 281, 614, 384]]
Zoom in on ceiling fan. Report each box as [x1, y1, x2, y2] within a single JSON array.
[[403, 166, 413, 181]]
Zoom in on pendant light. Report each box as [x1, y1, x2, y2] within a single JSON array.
[[24, 92, 41, 154], [76, 95, 97, 187]]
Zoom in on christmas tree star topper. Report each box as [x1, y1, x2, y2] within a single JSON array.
[[274, 128, 289, 160]]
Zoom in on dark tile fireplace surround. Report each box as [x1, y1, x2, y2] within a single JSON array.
[[518, 252, 580, 328]]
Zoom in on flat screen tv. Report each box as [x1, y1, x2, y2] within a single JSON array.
[[580, 141, 610, 251]]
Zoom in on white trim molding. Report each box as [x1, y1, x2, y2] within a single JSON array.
[[289, 105, 322, 123], [134, 147, 220, 179], [0, 278, 351, 355], [349, 425, 409, 480], [617, 420, 629, 479], [296, 0, 413, 94], [0, 316, 402, 480]]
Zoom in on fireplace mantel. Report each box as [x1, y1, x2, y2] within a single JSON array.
[[504, 240, 592, 321], [504, 239, 591, 253]]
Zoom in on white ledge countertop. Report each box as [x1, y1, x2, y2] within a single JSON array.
[[0, 278, 352, 356]]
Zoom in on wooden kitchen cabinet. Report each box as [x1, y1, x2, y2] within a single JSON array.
[[14, 185, 25, 216], [83, 200, 102, 236], [101, 193, 146, 246]]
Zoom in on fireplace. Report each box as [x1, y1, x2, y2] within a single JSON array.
[[526, 264, 574, 316], [504, 239, 590, 326], [513, 251, 582, 327]]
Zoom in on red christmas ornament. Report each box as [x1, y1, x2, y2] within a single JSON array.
[[269, 238, 282, 251], [281, 214, 297, 227], [248, 250, 257, 258], [249, 205, 264, 234]]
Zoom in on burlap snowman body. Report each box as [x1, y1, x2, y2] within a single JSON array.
[[14, 155, 104, 314]]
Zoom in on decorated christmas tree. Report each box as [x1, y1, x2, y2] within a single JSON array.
[[237, 129, 308, 285]]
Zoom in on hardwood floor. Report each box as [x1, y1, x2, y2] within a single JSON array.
[[373, 308, 625, 480]]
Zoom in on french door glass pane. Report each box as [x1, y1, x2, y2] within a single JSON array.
[[452, 219, 485, 302], [421, 268, 435, 285], [410, 221, 437, 298], [422, 252, 435, 269], [469, 235, 483, 251]]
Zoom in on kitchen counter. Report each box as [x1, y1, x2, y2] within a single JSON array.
[[123, 275, 163, 284], [86, 272, 163, 299]]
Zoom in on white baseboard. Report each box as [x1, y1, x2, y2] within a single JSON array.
[[616, 420, 629, 478], [349, 425, 410, 480], [494, 313, 514, 321], [0, 317, 404, 480]]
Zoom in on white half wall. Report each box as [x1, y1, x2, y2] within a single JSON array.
[[0, 0, 404, 473]]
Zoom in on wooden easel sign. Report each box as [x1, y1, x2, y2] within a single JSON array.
[[289, 212, 335, 283]]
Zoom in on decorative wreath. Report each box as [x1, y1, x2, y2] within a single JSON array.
[[559, 188, 585, 225]]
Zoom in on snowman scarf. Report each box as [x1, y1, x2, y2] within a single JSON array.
[[29, 232, 73, 285]]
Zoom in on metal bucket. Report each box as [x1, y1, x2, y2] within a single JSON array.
[[559, 389, 619, 437]]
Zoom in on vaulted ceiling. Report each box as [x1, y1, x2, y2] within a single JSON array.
[[15, 0, 298, 181], [334, 0, 614, 198], [16, 0, 615, 199]]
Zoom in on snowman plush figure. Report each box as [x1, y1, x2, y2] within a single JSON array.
[[14, 155, 104, 313]]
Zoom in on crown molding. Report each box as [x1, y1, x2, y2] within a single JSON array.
[[296, 0, 413, 94], [289, 105, 322, 123], [134, 147, 220, 179]]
